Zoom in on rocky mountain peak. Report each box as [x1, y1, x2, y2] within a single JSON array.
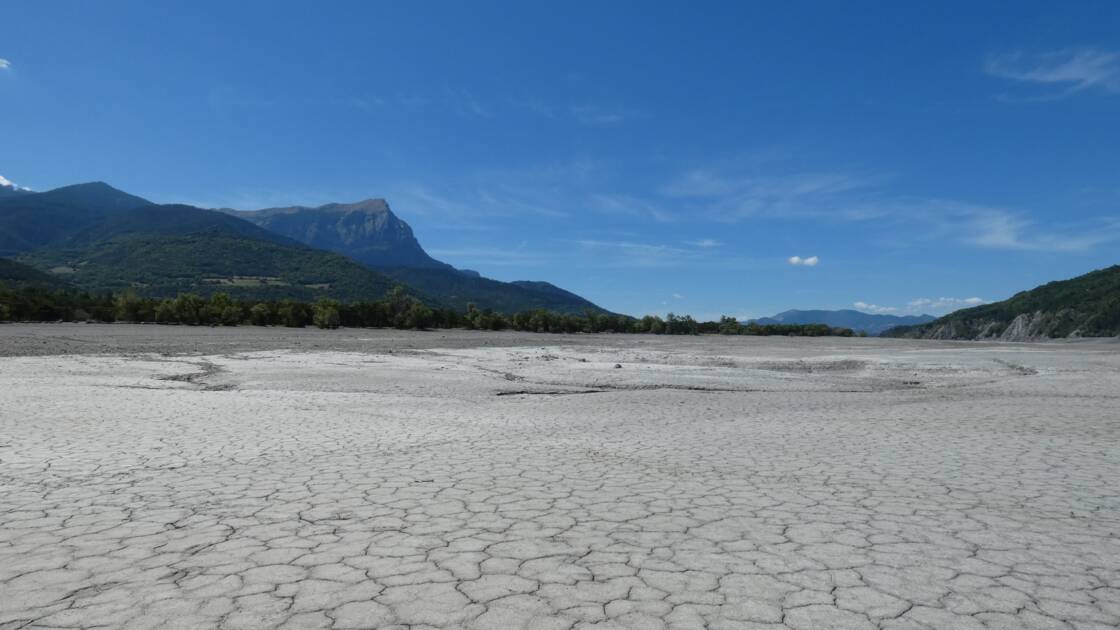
[[230, 199, 450, 270]]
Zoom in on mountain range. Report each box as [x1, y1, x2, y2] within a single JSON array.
[[0, 181, 606, 313], [885, 265, 1120, 341], [4, 179, 1116, 337], [750, 310, 936, 336], [228, 200, 605, 313]]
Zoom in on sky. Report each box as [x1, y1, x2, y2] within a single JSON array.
[[2, 1, 1119, 319]]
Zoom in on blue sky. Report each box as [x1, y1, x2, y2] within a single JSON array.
[[2, 1, 1119, 319]]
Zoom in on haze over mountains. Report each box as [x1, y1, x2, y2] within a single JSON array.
[[0, 181, 607, 313], [751, 310, 936, 336]]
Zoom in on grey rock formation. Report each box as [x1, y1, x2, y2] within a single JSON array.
[[228, 200, 453, 270]]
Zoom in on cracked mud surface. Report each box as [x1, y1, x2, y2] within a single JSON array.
[[1, 325, 1119, 629]]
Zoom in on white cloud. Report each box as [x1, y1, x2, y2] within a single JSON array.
[[788, 255, 819, 266], [671, 293, 684, 300], [0, 174, 29, 191], [853, 302, 898, 314], [0, 59, 10, 70], [985, 48, 1120, 99], [688, 239, 722, 248], [907, 297, 985, 311], [851, 296, 987, 317]]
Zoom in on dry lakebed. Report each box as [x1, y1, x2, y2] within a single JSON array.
[[0, 324, 1118, 629]]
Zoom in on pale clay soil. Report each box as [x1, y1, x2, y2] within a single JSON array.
[[1, 324, 1118, 630]]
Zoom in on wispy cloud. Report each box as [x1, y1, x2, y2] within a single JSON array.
[[652, 156, 1117, 254], [788, 255, 819, 266], [448, 88, 493, 119], [575, 239, 695, 268], [509, 98, 558, 119], [426, 245, 554, 267], [662, 168, 878, 222], [968, 215, 1120, 252], [985, 48, 1120, 100], [0, 58, 10, 70], [570, 105, 630, 125], [688, 239, 722, 248], [396, 180, 570, 224], [903, 199, 1120, 252], [589, 193, 676, 222]]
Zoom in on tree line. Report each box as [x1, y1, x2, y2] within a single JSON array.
[[0, 286, 858, 336]]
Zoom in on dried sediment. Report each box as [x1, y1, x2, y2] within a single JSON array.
[[1, 328, 1118, 629]]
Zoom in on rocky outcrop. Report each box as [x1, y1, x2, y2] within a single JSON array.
[[228, 200, 454, 270], [227, 199, 610, 314], [884, 265, 1120, 341], [896, 309, 1105, 341], [999, 311, 1044, 341]]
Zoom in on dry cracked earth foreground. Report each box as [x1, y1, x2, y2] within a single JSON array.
[[1, 332, 1119, 630]]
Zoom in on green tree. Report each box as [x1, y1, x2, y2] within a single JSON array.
[[395, 302, 434, 329], [313, 298, 342, 329], [155, 299, 176, 323], [463, 303, 480, 330], [248, 303, 271, 326], [114, 291, 145, 322], [718, 315, 741, 335], [172, 294, 205, 325], [278, 300, 309, 328], [205, 293, 234, 325], [220, 304, 243, 326]]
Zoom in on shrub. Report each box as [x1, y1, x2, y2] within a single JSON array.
[[313, 299, 341, 329]]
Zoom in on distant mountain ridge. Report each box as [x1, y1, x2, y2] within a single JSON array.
[[751, 309, 936, 336], [885, 265, 1120, 340], [0, 182, 152, 255], [382, 268, 606, 315], [226, 200, 453, 270], [229, 198, 608, 314], [0, 184, 400, 302], [0, 181, 607, 314]]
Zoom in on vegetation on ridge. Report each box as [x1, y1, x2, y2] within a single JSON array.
[[885, 265, 1120, 339], [1, 182, 608, 313], [0, 285, 857, 336]]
